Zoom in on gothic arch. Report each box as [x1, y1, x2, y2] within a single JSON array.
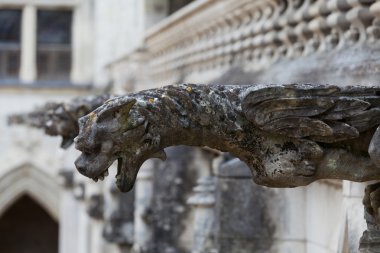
[[0, 163, 60, 220]]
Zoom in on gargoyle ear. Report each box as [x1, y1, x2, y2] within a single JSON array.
[[96, 97, 137, 123], [60, 136, 74, 149], [75, 105, 91, 118]]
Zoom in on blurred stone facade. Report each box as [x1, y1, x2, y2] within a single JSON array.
[[2, 0, 380, 253]]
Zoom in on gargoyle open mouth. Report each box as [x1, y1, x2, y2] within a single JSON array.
[[115, 157, 139, 192]]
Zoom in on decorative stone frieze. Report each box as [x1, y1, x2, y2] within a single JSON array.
[[74, 83, 380, 193]]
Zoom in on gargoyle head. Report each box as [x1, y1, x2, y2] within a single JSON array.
[[74, 96, 166, 192], [45, 95, 111, 149], [44, 103, 79, 148]]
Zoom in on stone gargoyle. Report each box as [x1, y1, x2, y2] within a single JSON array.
[[8, 94, 111, 148], [74, 84, 380, 192]]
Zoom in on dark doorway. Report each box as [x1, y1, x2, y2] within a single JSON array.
[[0, 195, 59, 253]]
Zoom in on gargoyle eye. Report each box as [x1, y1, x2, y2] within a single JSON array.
[[76, 143, 101, 154], [100, 141, 114, 153]]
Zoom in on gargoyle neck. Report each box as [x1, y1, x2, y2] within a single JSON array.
[[143, 84, 260, 156]]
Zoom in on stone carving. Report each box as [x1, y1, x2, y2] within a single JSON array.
[[87, 194, 104, 220], [359, 182, 380, 252], [8, 95, 111, 148], [103, 185, 134, 245], [58, 169, 75, 188], [74, 83, 380, 192]]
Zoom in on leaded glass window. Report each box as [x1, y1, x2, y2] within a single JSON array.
[[0, 9, 21, 79], [37, 10, 72, 80]]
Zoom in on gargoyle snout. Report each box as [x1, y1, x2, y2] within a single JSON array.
[[74, 153, 93, 177], [74, 135, 89, 151], [75, 151, 115, 180]]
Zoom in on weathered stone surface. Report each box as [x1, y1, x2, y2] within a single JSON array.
[[87, 194, 104, 220], [103, 185, 134, 246], [360, 183, 380, 252], [150, 146, 198, 253], [74, 83, 380, 192], [215, 159, 275, 253]]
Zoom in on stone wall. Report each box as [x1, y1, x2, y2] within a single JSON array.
[[3, 0, 380, 253]]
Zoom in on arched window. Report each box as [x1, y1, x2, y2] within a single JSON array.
[[0, 195, 59, 253]]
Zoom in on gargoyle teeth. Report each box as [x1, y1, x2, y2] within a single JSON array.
[[92, 169, 109, 183]]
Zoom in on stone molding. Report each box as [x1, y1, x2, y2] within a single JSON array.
[[0, 163, 60, 220]]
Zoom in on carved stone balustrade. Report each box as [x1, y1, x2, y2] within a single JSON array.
[[125, 0, 380, 86]]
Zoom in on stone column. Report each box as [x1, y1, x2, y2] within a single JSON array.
[[143, 0, 168, 30], [338, 182, 367, 253], [20, 5, 37, 83], [90, 220, 106, 253], [70, 6, 82, 84], [58, 170, 79, 253], [187, 176, 216, 253], [213, 158, 278, 253], [103, 183, 134, 247], [133, 160, 155, 253], [71, 2, 93, 84], [77, 203, 91, 253]]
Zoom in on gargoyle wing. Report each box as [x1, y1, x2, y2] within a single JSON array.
[[242, 84, 380, 143]]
